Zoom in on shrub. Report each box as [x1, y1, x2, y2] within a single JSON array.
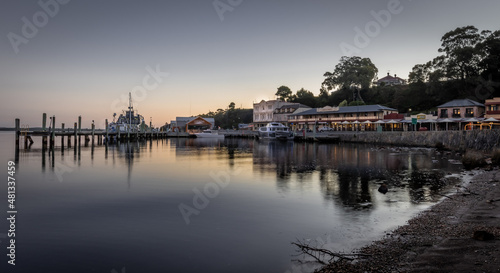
[[461, 150, 486, 169], [491, 149, 500, 166], [435, 141, 445, 150]]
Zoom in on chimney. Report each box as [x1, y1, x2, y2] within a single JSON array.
[[387, 72, 390, 76], [394, 74, 397, 77]]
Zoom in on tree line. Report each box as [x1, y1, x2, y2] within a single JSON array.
[[276, 25, 500, 113], [198, 102, 253, 129]]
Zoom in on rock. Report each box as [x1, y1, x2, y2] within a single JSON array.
[[473, 230, 495, 241], [378, 184, 388, 194]]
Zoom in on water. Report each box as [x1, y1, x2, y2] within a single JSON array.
[[0, 132, 464, 273]]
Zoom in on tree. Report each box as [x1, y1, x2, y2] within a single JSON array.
[[477, 30, 500, 97], [348, 101, 365, 106], [322, 56, 378, 91], [275, 85, 292, 101], [318, 86, 330, 107], [438, 25, 483, 81], [408, 64, 430, 84], [291, 88, 316, 107], [339, 100, 348, 107]]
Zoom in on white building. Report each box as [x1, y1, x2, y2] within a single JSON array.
[[252, 100, 311, 129], [252, 100, 289, 129]]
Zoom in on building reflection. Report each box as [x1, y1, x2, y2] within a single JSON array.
[[252, 141, 461, 208]]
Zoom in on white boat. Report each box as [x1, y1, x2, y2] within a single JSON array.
[[258, 122, 294, 140], [194, 129, 224, 138], [108, 93, 145, 133]]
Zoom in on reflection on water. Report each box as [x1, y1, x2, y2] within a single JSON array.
[[0, 133, 463, 273]]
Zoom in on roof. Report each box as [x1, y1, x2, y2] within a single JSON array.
[[437, 99, 484, 108], [275, 103, 311, 110], [377, 73, 405, 82], [289, 104, 397, 116], [176, 116, 215, 124]]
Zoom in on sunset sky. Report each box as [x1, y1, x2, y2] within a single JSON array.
[[1, 0, 499, 128]]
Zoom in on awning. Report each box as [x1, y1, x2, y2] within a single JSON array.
[[483, 117, 500, 122]]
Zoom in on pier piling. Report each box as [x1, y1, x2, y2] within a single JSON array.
[[73, 122, 77, 147], [42, 113, 47, 132], [61, 123, 65, 147], [105, 119, 108, 145], [91, 122, 95, 146], [15, 118, 20, 148]]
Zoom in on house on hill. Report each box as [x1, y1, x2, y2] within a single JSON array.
[[376, 73, 406, 86]]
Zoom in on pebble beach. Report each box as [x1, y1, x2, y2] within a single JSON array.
[[318, 169, 500, 273]]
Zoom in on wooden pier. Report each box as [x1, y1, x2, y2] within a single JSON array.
[[14, 114, 196, 151]]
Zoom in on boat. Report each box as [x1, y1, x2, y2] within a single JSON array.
[[194, 129, 224, 138], [258, 122, 294, 140], [108, 93, 146, 133]]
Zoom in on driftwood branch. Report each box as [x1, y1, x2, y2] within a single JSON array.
[[436, 193, 453, 199], [291, 240, 371, 265]]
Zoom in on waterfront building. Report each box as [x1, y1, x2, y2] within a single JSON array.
[[252, 100, 308, 129], [485, 97, 500, 119], [288, 104, 398, 131], [173, 116, 215, 132], [437, 99, 485, 119], [273, 103, 311, 126]]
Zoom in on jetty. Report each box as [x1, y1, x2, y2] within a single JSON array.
[[13, 114, 196, 150]]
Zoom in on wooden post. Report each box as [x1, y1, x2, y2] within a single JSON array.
[[78, 116, 82, 133], [42, 113, 47, 131], [91, 122, 95, 146], [61, 123, 65, 147], [49, 116, 54, 148], [15, 118, 20, 148], [52, 116, 56, 147], [105, 119, 109, 145], [73, 122, 77, 147]]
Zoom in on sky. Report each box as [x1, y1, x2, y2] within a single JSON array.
[[1, 0, 499, 128]]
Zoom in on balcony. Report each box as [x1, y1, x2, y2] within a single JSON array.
[[487, 110, 500, 115], [464, 113, 475, 118], [439, 114, 449, 118], [452, 114, 461, 118]]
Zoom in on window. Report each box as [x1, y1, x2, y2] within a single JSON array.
[[452, 109, 461, 118], [440, 109, 448, 118], [465, 108, 474, 117]]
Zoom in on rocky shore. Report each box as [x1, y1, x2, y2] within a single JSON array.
[[318, 169, 500, 273]]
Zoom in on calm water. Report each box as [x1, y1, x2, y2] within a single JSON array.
[[0, 132, 464, 273]]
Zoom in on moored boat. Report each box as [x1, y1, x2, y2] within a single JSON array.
[[258, 122, 294, 140], [108, 93, 145, 133]]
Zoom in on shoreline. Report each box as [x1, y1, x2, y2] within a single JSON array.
[[318, 168, 500, 273]]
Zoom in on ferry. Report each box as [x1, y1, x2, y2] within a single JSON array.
[[108, 93, 145, 133], [258, 122, 294, 140]]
